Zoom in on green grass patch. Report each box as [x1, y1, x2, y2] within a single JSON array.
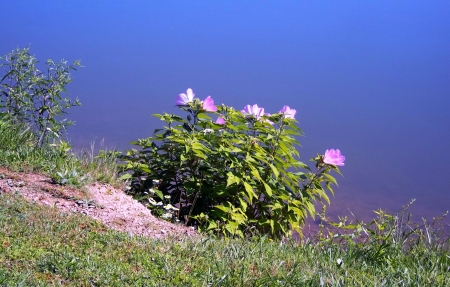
[[0, 118, 122, 188], [1, 193, 449, 286]]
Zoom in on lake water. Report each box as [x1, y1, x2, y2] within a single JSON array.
[[3, 1, 450, 229]]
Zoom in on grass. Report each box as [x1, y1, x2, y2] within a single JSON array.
[[1, 118, 450, 286], [1, 193, 450, 286], [0, 118, 122, 188]]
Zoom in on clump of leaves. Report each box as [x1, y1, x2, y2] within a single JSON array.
[[52, 169, 85, 186], [120, 89, 343, 239]]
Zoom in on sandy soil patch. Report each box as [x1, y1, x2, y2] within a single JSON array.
[[0, 167, 198, 239]]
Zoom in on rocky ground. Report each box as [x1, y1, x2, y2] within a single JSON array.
[[0, 167, 198, 239]]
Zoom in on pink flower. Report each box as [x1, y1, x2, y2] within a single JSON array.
[[215, 117, 226, 125], [202, 96, 217, 112], [176, 88, 195, 106], [241, 104, 265, 120], [323, 149, 345, 166], [279, 105, 296, 119]]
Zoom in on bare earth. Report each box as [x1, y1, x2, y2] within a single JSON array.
[[0, 167, 198, 239]]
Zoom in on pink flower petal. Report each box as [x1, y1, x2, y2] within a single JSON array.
[[215, 117, 226, 125], [202, 96, 217, 112], [241, 105, 252, 114], [241, 104, 264, 120], [175, 88, 195, 106], [323, 149, 345, 166], [279, 105, 296, 119]]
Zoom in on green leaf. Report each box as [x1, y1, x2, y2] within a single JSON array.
[[250, 168, 262, 181], [193, 150, 207, 159], [292, 161, 309, 170], [191, 142, 205, 150], [238, 197, 248, 211], [271, 202, 283, 211], [215, 204, 230, 213], [231, 212, 246, 224], [139, 164, 151, 173], [323, 173, 338, 185], [119, 173, 132, 180], [170, 115, 184, 122], [207, 221, 218, 231], [197, 113, 211, 119], [243, 181, 257, 203], [305, 201, 316, 217], [245, 154, 257, 163], [154, 189, 164, 200], [312, 188, 330, 204], [225, 221, 239, 235], [230, 147, 243, 153], [288, 206, 305, 218], [226, 172, 240, 187], [269, 164, 279, 179], [263, 182, 272, 196], [269, 219, 275, 233]]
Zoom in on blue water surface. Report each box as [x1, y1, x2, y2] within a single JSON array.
[[2, 1, 449, 226]]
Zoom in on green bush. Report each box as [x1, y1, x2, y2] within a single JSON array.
[[120, 89, 344, 239], [0, 47, 82, 147]]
